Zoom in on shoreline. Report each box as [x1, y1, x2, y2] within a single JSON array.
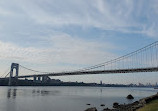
[[85, 92, 158, 111]]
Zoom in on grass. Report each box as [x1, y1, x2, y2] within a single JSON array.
[[137, 100, 158, 111]]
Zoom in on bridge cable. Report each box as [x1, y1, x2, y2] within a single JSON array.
[[77, 41, 158, 71], [0, 67, 10, 78], [14, 41, 158, 75], [5, 72, 10, 78], [19, 65, 51, 74]]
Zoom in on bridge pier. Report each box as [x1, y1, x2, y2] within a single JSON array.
[[33, 76, 45, 83], [33, 76, 41, 83], [38, 76, 41, 81], [33, 76, 37, 82], [42, 76, 45, 82], [9, 63, 19, 86]]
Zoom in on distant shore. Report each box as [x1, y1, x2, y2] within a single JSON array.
[[0, 78, 157, 88]]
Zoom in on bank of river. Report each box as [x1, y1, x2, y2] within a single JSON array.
[[137, 99, 158, 111], [85, 92, 158, 111]]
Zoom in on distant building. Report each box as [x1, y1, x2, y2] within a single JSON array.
[[100, 81, 102, 85], [138, 83, 144, 87]]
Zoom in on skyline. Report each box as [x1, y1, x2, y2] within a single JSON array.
[[0, 0, 158, 84]]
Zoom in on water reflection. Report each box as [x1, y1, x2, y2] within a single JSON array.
[[7, 88, 17, 99], [32, 89, 60, 96], [100, 88, 104, 106], [0, 87, 156, 111]]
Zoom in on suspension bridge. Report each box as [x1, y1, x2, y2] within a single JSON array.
[[1, 41, 158, 86]]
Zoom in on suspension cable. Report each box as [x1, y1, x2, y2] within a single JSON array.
[[19, 65, 51, 74], [11, 41, 158, 74], [78, 41, 158, 71], [5, 71, 10, 78], [0, 67, 10, 78]]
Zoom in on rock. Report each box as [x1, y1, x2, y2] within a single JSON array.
[[133, 101, 139, 104], [139, 99, 146, 105], [127, 94, 134, 99], [103, 108, 110, 111], [113, 102, 119, 108], [85, 107, 97, 111], [103, 108, 118, 111], [100, 104, 105, 106], [103, 93, 158, 111]]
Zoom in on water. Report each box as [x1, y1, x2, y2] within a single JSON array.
[[0, 86, 157, 111]]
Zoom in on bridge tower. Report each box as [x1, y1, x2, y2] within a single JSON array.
[[8, 63, 19, 86]]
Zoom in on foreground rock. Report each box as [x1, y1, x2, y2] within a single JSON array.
[[127, 94, 134, 99], [85, 93, 158, 111], [112, 101, 141, 111], [113, 102, 119, 108], [100, 104, 105, 106], [86, 104, 91, 105], [103, 108, 118, 111], [139, 92, 158, 105], [85, 107, 97, 111], [111, 93, 158, 111]]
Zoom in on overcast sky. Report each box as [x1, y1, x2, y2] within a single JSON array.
[[0, 0, 158, 84]]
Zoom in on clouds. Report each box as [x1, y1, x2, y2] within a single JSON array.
[[0, 0, 158, 83], [0, 0, 158, 61], [0, 0, 158, 37], [0, 33, 116, 72], [16, 0, 127, 29]]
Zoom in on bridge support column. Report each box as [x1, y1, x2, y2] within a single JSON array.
[[9, 63, 19, 86], [38, 76, 41, 81], [42, 76, 45, 83], [33, 76, 37, 82]]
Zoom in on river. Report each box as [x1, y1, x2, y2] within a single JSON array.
[[0, 86, 157, 111]]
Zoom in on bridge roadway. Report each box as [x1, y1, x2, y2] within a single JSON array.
[[16, 67, 158, 78]]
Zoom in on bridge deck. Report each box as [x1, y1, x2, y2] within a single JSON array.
[[16, 67, 158, 78]]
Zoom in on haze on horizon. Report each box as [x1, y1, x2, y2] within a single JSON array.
[[0, 0, 158, 84]]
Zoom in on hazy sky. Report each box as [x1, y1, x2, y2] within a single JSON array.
[[0, 0, 158, 84]]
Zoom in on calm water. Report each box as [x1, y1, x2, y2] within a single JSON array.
[[0, 86, 157, 111]]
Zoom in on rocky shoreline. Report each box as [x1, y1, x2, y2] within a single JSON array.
[[85, 92, 158, 111]]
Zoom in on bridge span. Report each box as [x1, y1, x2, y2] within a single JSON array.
[[17, 67, 158, 78], [1, 41, 158, 86]]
